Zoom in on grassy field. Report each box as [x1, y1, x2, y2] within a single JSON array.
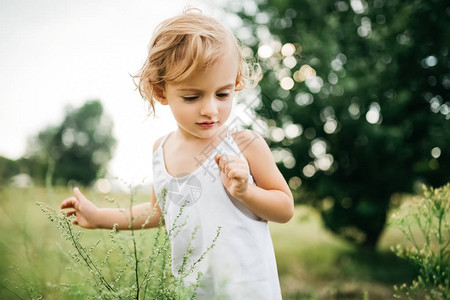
[[271, 206, 416, 299], [0, 186, 417, 299]]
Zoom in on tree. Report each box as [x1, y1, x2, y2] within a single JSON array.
[[0, 156, 20, 186], [231, 0, 450, 247], [23, 100, 116, 186]]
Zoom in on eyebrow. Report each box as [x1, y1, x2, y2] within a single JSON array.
[[176, 83, 235, 92]]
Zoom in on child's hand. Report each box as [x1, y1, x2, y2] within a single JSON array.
[[60, 187, 100, 229], [214, 154, 249, 199]]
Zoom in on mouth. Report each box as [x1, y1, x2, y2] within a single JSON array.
[[197, 121, 217, 125], [196, 121, 217, 128]]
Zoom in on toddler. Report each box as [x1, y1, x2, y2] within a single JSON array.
[[61, 9, 294, 299]]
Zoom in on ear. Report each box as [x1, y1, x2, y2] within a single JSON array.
[[153, 85, 168, 105], [235, 78, 243, 91]]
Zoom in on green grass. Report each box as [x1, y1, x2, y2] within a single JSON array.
[[0, 186, 417, 299], [271, 206, 417, 299]]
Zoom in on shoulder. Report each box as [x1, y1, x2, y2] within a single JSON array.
[[153, 131, 175, 153], [231, 129, 288, 191], [152, 136, 165, 154], [231, 129, 274, 174], [231, 129, 268, 158]]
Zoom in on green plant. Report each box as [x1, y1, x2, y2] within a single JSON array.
[[33, 186, 220, 300], [389, 183, 450, 299]]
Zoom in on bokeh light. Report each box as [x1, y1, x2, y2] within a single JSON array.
[[303, 163, 316, 177], [327, 72, 339, 85], [241, 47, 253, 58], [95, 178, 111, 193], [315, 154, 334, 171], [357, 16, 372, 38], [304, 128, 316, 140], [271, 99, 285, 111], [281, 43, 296, 56], [348, 102, 361, 119], [280, 77, 295, 90], [284, 124, 303, 138], [422, 55, 438, 68], [350, 0, 366, 14], [283, 156, 296, 169], [305, 76, 324, 94], [431, 147, 441, 159], [365, 102, 382, 124], [283, 56, 297, 69], [288, 176, 302, 190], [257, 44, 273, 59], [294, 65, 316, 82], [271, 127, 285, 142], [295, 92, 314, 106], [324, 119, 338, 134], [311, 139, 327, 158]]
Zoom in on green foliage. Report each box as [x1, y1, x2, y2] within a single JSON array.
[[232, 0, 450, 247], [23, 100, 116, 186], [389, 184, 450, 299], [29, 187, 220, 300], [0, 156, 20, 186]]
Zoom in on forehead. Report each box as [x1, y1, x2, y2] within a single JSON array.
[[168, 48, 239, 90]]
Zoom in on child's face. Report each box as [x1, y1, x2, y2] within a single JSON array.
[[159, 50, 239, 140]]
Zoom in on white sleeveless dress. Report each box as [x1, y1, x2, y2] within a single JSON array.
[[152, 128, 282, 299]]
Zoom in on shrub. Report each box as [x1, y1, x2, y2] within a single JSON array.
[[32, 187, 220, 299], [389, 183, 450, 299]]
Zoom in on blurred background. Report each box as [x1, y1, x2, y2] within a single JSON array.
[[1, 0, 449, 299]]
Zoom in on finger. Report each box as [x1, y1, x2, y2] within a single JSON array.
[[73, 187, 87, 203], [66, 211, 76, 217], [215, 155, 222, 171], [221, 155, 234, 171], [227, 169, 248, 181], [224, 159, 245, 174], [72, 220, 79, 225], [61, 197, 78, 210], [220, 154, 231, 164], [224, 162, 235, 175], [216, 155, 227, 172]]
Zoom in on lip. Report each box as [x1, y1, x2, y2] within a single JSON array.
[[196, 121, 217, 129]]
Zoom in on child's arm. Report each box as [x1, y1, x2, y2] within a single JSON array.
[[215, 130, 294, 223], [60, 186, 163, 230], [61, 136, 166, 230]]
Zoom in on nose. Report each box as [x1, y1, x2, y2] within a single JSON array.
[[200, 96, 218, 117]]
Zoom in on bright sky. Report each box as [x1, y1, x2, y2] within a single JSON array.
[[0, 0, 235, 186]]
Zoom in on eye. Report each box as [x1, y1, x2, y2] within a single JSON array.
[[182, 96, 198, 102], [216, 93, 230, 99]]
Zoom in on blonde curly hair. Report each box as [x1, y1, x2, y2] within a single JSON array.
[[132, 8, 261, 116]]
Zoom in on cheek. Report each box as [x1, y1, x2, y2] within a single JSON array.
[[170, 103, 195, 122], [219, 100, 233, 118]]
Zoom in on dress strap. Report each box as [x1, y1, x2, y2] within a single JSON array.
[[158, 132, 172, 151]]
